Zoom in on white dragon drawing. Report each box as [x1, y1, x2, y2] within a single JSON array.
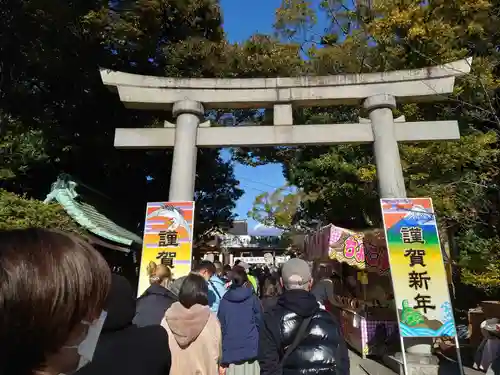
[[146, 204, 191, 239]]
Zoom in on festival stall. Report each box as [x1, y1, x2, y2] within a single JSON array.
[[304, 225, 398, 358]]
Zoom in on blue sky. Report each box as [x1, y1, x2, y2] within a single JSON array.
[[220, 0, 286, 233]]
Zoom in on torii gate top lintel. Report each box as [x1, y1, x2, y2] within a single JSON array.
[[100, 58, 471, 110], [101, 57, 472, 202]]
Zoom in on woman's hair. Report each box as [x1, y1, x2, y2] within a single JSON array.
[[178, 273, 209, 308], [0, 228, 111, 375], [263, 277, 282, 298], [230, 265, 248, 287], [147, 261, 172, 288]]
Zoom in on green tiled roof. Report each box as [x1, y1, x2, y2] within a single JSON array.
[[44, 178, 143, 247]]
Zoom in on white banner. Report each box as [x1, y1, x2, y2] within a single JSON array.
[[234, 256, 289, 265]]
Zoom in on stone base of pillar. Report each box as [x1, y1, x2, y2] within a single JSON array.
[[405, 337, 433, 355], [384, 352, 439, 375], [383, 337, 441, 374]]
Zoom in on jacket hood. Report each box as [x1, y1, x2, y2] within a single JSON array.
[[278, 289, 320, 317], [165, 302, 210, 347], [103, 274, 136, 331], [140, 284, 178, 300], [209, 275, 225, 287], [224, 285, 253, 303]]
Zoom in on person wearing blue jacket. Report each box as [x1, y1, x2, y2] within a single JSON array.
[[193, 260, 226, 313], [218, 265, 262, 375]]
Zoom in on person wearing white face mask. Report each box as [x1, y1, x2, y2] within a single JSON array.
[[77, 274, 171, 375], [0, 228, 112, 375]]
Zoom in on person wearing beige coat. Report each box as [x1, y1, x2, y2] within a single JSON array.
[[161, 273, 222, 375]]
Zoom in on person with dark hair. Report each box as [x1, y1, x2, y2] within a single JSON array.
[[261, 277, 282, 311], [193, 260, 226, 313], [218, 265, 262, 375], [77, 274, 171, 375], [168, 275, 187, 296], [0, 228, 111, 375], [177, 273, 209, 307], [162, 273, 222, 375], [259, 258, 349, 375]]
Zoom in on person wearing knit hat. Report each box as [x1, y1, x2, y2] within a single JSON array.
[[259, 258, 349, 375]]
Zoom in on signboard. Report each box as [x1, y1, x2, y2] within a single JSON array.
[[235, 256, 265, 264], [221, 234, 283, 248], [381, 198, 456, 337], [221, 234, 252, 248], [328, 225, 390, 275], [234, 256, 290, 265], [137, 201, 195, 296]]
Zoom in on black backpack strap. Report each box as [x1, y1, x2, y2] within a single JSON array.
[[280, 315, 313, 365], [208, 279, 222, 299]]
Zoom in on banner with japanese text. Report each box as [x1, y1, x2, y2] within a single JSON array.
[[137, 201, 195, 297], [381, 198, 456, 337]]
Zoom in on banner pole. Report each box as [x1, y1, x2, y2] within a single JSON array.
[[399, 336, 409, 375], [454, 335, 465, 375]]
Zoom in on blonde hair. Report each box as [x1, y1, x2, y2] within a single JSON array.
[[147, 261, 172, 288]]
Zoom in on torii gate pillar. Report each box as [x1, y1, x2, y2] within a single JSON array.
[[169, 100, 204, 201], [364, 93, 406, 198]]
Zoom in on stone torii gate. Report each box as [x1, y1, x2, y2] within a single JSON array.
[[101, 60, 471, 370], [100, 58, 471, 202]]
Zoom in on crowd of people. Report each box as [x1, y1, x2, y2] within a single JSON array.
[[0, 228, 350, 375]]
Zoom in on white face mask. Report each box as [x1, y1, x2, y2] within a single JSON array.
[[63, 310, 107, 372]]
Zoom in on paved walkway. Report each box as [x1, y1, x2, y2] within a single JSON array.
[[438, 359, 484, 375], [348, 350, 396, 375], [348, 350, 485, 375]]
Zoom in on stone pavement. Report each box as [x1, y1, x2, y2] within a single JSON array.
[[348, 350, 485, 375], [348, 350, 396, 375], [437, 359, 484, 375]]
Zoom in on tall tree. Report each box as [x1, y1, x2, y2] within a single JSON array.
[[244, 0, 500, 289], [0, 0, 312, 238], [0, 0, 241, 237]]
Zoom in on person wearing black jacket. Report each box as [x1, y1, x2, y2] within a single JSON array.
[[76, 274, 171, 375], [133, 276, 186, 327], [258, 259, 349, 375]]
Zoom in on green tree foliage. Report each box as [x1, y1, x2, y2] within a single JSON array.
[[0, 190, 82, 234], [243, 0, 500, 290], [0, 0, 313, 238], [0, 114, 48, 180], [0, 0, 308, 237], [248, 186, 305, 229]]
